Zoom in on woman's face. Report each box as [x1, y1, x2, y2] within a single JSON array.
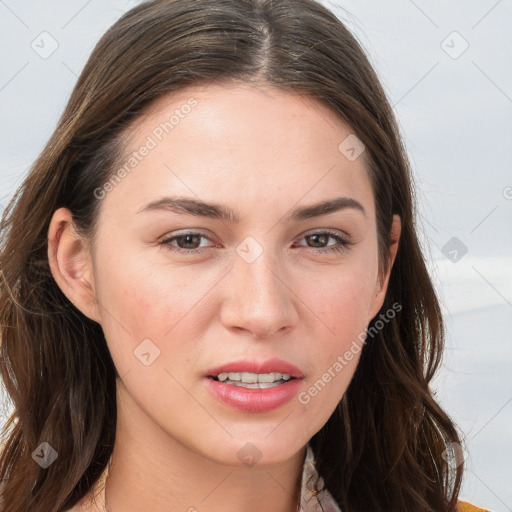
[[69, 83, 397, 466]]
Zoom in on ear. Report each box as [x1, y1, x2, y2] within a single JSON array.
[[368, 214, 401, 319], [47, 207, 101, 323]]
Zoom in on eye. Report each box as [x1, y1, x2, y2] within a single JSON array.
[[160, 230, 351, 255], [160, 232, 214, 254], [295, 230, 352, 254]]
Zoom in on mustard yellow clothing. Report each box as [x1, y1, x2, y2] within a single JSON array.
[[458, 501, 491, 512]]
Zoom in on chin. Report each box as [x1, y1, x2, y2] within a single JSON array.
[[207, 438, 302, 468]]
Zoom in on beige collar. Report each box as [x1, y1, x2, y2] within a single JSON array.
[[300, 443, 341, 511]]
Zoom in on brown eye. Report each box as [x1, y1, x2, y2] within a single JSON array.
[[298, 231, 351, 254], [160, 232, 213, 254]]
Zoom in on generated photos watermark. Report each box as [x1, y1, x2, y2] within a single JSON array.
[[298, 301, 402, 405], [93, 97, 198, 200]]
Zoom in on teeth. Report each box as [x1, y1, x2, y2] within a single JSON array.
[[217, 372, 292, 383]]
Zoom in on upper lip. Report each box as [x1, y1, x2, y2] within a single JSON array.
[[206, 358, 304, 379]]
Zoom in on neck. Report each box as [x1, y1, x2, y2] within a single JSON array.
[[102, 381, 307, 512]]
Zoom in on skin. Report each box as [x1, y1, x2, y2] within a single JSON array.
[[48, 82, 400, 512]]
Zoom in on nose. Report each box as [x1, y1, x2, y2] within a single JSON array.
[[219, 250, 299, 339]]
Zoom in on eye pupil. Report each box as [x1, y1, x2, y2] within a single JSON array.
[[179, 234, 200, 248], [308, 234, 328, 247]]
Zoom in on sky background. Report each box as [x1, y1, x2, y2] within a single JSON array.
[[0, 1, 511, 510]]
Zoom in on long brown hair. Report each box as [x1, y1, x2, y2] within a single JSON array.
[[0, 0, 464, 510]]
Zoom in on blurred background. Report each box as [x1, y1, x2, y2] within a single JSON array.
[[0, 1, 511, 510]]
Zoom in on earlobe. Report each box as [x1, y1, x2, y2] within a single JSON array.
[[47, 207, 101, 323]]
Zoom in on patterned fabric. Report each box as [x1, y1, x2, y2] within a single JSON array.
[[299, 443, 341, 511]]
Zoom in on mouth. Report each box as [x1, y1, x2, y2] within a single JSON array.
[[204, 360, 305, 412], [208, 372, 298, 389], [205, 357, 304, 391]]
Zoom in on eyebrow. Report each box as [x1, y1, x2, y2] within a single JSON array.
[[136, 195, 366, 222]]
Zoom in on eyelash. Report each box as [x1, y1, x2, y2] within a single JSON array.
[[159, 230, 352, 255]]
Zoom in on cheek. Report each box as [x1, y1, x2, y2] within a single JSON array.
[[298, 251, 378, 413], [297, 322, 363, 436], [313, 279, 369, 376], [92, 249, 217, 372], [312, 254, 379, 336]]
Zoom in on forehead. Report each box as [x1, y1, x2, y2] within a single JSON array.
[[100, 82, 374, 220]]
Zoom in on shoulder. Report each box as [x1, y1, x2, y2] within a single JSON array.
[[457, 500, 492, 512]]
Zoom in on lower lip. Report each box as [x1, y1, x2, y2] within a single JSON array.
[[205, 377, 303, 413]]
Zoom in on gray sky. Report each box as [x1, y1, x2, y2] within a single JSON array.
[[1, 1, 511, 509]]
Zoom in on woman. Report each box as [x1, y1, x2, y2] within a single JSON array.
[[0, 0, 490, 511]]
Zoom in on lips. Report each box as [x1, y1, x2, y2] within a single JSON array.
[[206, 357, 304, 379], [204, 358, 305, 413]]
